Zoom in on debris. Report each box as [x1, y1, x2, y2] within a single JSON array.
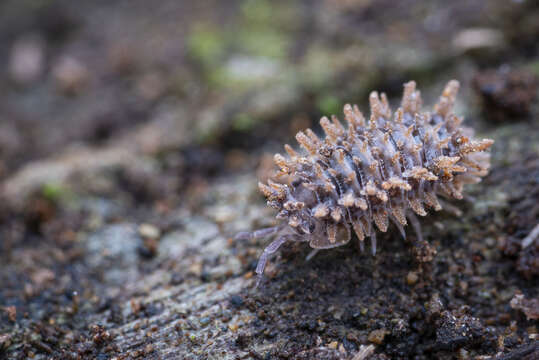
[[138, 223, 161, 239], [368, 328, 389, 345], [434, 310, 488, 351], [352, 344, 375, 360], [0, 334, 12, 351], [2, 306, 16, 322], [406, 271, 419, 285]]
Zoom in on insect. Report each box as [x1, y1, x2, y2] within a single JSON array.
[[236, 80, 493, 285]]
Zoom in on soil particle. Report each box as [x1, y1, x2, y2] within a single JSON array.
[[426, 292, 444, 319], [0, 334, 12, 352], [433, 309, 491, 352], [406, 271, 419, 285], [412, 239, 437, 263], [229, 294, 244, 309], [90, 324, 112, 345], [368, 328, 389, 345], [2, 306, 17, 323]]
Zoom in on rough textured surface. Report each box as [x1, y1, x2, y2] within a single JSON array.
[[0, 1, 538, 359]]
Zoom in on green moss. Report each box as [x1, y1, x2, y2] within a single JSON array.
[[236, 0, 290, 59], [238, 29, 289, 59], [300, 46, 336, 89], [526, 60, 539, 76], [241, 0, 273, 25], [207, 67, 230, 89], [42, 182, 70, 202], [206, 65, 256, 91], [317, 94, 341, 116], [187, 24, 225, 66], [232, 113, 257, 132]]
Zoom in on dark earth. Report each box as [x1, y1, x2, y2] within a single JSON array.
[[0, 0, 538, 359]]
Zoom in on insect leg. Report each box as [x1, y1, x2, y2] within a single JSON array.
[[389, 214, 406, 240], [437, 199, 463, 217], [305, 248, 319, 261], [370, 231, 377, 256], [235, 225, 282, 240], [255, 235, 293, 287], [407, 211, 423, 243]]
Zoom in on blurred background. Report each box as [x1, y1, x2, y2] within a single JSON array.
[[1, 0, 537, 185], [0, 0, 538, 358]]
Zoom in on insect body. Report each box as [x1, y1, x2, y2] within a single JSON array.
[[237, 80, 493, 284]]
